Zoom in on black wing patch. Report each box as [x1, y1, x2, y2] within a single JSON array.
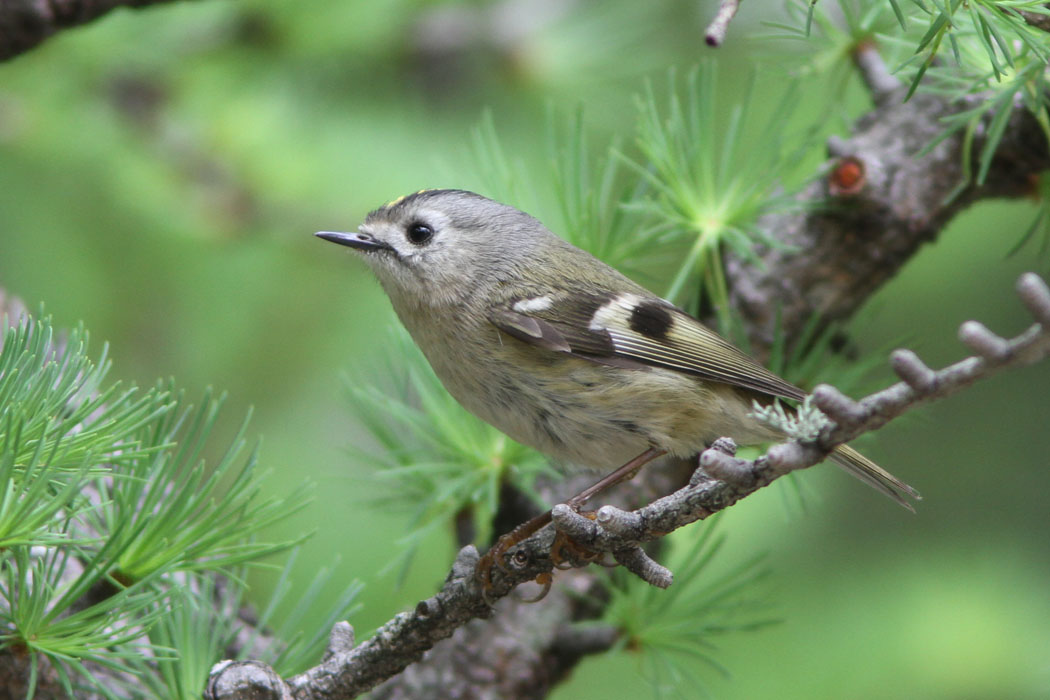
[[628, 302, 674, 340]]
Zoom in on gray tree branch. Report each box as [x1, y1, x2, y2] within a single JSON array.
[[0, 0, 185, 61]]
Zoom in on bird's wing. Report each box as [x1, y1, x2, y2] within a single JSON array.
[[488, 291, 806, 401]]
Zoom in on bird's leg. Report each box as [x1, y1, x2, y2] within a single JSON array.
[[564, 446, 667, 509], [476, 447, 666, 598]]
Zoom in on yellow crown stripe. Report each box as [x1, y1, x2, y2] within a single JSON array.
[[383, 189, 440, 209]]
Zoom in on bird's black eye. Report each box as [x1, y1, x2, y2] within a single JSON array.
[[406, 222, 434, 245]]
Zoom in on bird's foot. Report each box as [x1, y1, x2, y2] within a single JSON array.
[[476, 507, 608, 604], [476, 447, 667, 603], [549, 510, 606, 570], [476, 510, 553, 603]]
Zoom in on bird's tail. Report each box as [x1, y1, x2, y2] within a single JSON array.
[[829, 445, 921, 511]]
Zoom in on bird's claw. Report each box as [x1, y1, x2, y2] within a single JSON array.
[[475, 505, 606, 603], [549, 511, 604, 570]]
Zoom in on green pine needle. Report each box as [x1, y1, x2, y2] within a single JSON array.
[[600, 520, 776, 694], [344, 327, 551, 553], [0, 314, 173, 477], [0, 546, 171, 699], [469, 110, 531, 211], [140, 583, 228, 700], [624, 64, 811, 321], [87, 387, 310, 582], [0, 309, 320, 698], [245, 550, 363, 675], [546, 108, 662, 275]]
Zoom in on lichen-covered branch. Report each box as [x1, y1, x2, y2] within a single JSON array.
[[205, 272, 1050, 700], [0, 0, 186, 61]]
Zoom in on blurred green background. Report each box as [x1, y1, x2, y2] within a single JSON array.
[[1, 1, 1048, 697]]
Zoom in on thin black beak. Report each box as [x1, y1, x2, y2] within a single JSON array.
[[315, 230, 391, 252]]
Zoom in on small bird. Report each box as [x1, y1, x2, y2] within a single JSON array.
[[317, 189, 917, 524]]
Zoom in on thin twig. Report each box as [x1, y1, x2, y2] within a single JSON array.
[[0, 0, 184, 61], [705, 0, 742, 47], [1019, 7, 1050, 33], [852, 40, 901, 103]]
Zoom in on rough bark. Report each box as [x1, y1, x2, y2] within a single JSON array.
[[728, 89, 1050, 357]]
